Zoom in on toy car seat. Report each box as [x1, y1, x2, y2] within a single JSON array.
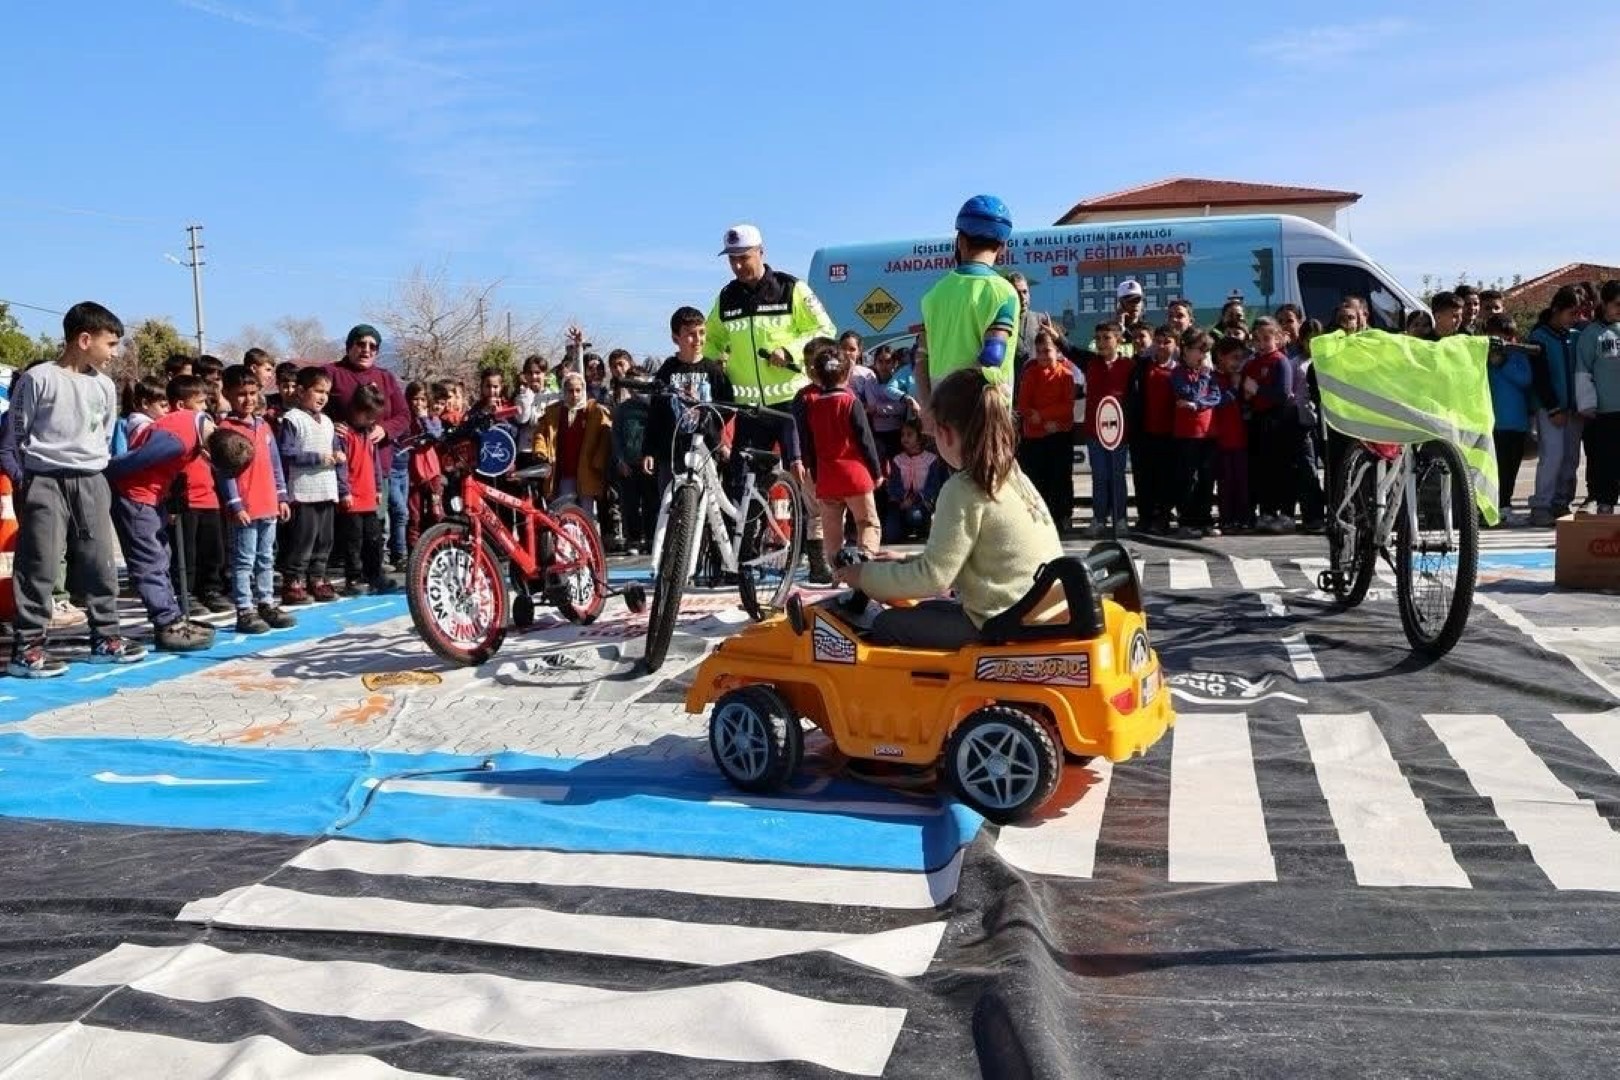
[[980, 541, 1142, 644]]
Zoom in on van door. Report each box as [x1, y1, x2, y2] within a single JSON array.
[[1294, 259, 1409, 330]]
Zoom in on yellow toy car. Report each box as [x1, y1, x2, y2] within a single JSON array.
[[684, 542, 1175, 823]]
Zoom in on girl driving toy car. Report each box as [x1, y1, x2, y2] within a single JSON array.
[[832, 367, 1064, 649]]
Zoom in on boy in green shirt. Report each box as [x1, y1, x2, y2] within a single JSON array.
[[914, 195, 1020, 417]]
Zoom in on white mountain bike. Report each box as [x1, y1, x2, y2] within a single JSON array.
[[640, 394, 806, 673]]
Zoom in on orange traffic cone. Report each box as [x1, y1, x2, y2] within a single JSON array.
[[0, 473, 17, 624]]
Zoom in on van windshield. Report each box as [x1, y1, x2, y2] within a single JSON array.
[[1298, 262, 1406, 330]]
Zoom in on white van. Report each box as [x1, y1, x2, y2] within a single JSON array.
[[806, 213, 1422, 350]]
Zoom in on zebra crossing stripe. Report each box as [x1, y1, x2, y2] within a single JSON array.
[[1168, 558, 1212, 591], [1281, 633, 1325, 682], [0, 1022, 436, 1079], [51, 942, 909, 1076], [290, 838, 963, 909], [1557, 711, 1620, 777], [1425, 714, 1620, 892], [1298, 714, 1470, 888], [179, 884, 946, 977], [1168, 713, 1277, 883], [993, 759, 1113, 878], [1230, 557, 1285, 590]]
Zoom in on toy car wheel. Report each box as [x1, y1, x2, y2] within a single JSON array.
[[944, 705, 1061, 824], [709, 686, 803, 794]]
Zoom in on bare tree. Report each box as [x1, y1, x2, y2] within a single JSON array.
[[274, 316, 341, 362], [370, 265, 502, 383]]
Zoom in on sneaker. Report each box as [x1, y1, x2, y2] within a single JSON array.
[[200, 593, 235, 614], [1599, 504, 1616, 516], [187, 598, 210, 618], [1084, 523, 1110, 540], [282, 581, 312, 606], [235, 609, 272, 635], [1174, 526, 1201, 540], [1301, 519, 1326, 535], [87, 635, 148, 665], [390, 554, 408, 573], [7, 640, 67, 679], [341, 580, 372, 598], [1111, 519, 1131, 539], [154, 619, 215, 652], [311, 581, 338, 602], [48, 598, 85, 629], [1274, 516, 1296, 534], [367, 577, 395, 595], [1528, 508, 1557, 529], [258, 604, 297, 630]]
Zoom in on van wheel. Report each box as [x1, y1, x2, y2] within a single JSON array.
[[709, 686, 802, 794], [944, 705, 1061, 824]]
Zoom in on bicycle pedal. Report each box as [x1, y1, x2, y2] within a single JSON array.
[[1316, 570, 1343, 592]]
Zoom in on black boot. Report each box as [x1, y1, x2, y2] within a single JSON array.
[[806, 545, 833, 585]]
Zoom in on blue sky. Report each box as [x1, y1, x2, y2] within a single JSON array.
[[0, 1, 1610, 358]]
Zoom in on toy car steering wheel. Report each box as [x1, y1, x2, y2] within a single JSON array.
[[834, 547, 870, 612]]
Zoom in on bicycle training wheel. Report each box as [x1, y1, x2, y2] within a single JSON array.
[[406, 522, 508, 666], [1327, 442, 1379, 608], [644, 483, 699, 673], [738, 472, 805, 621], [1395, 439, 1478, 657], [552, 505, 607, 625]]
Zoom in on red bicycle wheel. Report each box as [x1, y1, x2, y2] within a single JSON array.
[[406, 522, 508, 665], [552, 505, 607, 625]]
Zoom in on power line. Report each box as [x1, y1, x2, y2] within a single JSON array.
[[0, 298, 65, 317]]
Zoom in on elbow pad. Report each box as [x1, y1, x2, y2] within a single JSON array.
[[978, 337, 1008, 368]]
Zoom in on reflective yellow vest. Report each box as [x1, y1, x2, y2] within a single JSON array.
[[1310, 330, 1500, 525]]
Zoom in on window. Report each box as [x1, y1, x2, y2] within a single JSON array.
[[1082, 276, 1097, 291], [1102, 275, 1115, 291], [1081, 297, 1096, 313], [1297, 261, 1407, 330], [1166, 271, 1181, 287], [1144, 273, 1159, 288]]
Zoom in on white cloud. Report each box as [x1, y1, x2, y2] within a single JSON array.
[[1251, 18, 1411, 66]]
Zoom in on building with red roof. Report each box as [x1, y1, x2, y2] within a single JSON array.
[[1056, 177, 1362, 232]]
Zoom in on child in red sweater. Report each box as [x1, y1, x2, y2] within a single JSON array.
[[1212, 336, 1252, 532], [793, 338, 882, 564], [1016, 328, 1077, 530], [217, 365, 296, 634], [1131, 324, 1179, 533], [1170, 330, 1222, 537], [337, 384, 387, 595]]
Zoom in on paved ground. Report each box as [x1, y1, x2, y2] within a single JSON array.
[[3, 517, 1620, 1078]]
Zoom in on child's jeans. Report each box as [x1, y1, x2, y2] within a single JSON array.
[[231, 518, 277, 611], [1087, 439, 1129, 524], [387, 471, 409, 560]]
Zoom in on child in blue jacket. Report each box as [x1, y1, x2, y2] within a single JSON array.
[[1485, 313, 1534, 524]]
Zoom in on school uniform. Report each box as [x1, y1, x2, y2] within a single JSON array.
[[217, 414, 287, 610], [337, 424, 385, 588], [107, 409, 208, 630]]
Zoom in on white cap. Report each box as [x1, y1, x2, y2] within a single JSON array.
[[719, 224, 764, 255], [1117, 278, 1145, 300]]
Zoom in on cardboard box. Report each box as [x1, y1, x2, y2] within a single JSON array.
[[1555, 512, 1620, 590]]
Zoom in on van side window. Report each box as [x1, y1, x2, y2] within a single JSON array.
[[1298, 262, 1406, 330]]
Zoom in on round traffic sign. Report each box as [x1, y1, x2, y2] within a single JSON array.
[[1096, 395, 1125, 451]]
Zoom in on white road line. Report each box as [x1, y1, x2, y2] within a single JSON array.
[[1230, 557, 1285, 590], [1474, 593, 1620, 702], [1168, 558, 1212, 591], [358, 776, 942, 818], [1298, 713, 1470, 888], [1257, 591, 1289, 618], [92, 772, 261, 787], [1133, 557, 1146, 583], [1426, 713, 1620, 892], [1292, 557, 1331, 597], [993, 759, 1113, 878], [74, 653, 176, 683], [346, 602, 392, 615], [291, 838, 962, 909], [179, 885, 944, 977], [52, 943, 908, 1077], [1558, 711, 1620, 775], [1168, 712, 1276, 883], [0, 1022, 436, 1079], [1280, 633, 1325, 681]]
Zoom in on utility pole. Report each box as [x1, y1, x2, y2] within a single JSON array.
[[184, 224, 206, 355], [476, 296, 487, 343], [505, 310, 513, 346]]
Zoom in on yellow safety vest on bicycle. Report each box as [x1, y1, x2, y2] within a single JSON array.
[[1310, 330, 1500, 526]]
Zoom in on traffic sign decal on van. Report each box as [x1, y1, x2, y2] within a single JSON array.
[[856, 287, 902, 332]]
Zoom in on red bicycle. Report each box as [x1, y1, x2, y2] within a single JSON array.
[[403, 406, 639, 665]]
